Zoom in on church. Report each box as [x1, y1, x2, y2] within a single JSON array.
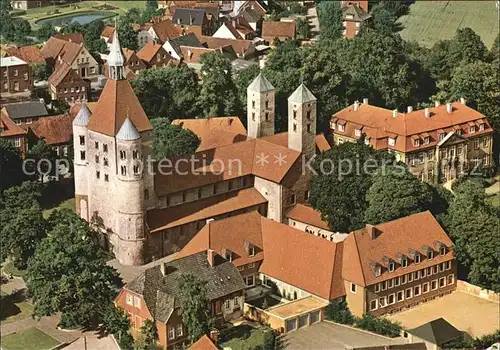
[[73, 30, 328, 265]]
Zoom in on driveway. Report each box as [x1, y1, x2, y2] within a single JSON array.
[[281, 321, 404, 350]]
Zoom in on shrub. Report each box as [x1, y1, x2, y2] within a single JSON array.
[[441, 332, 475, 349], [474, 330, 500, 348], [354, 314, 402, 338], [263, 328, 276, 350], [325, 299, 356, 325]]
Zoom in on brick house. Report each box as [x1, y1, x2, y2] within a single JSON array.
[[0, 56, 33, 95], [262, 21, 296, 43], [330, 99, 494, 183], [172, 8, 210, 37], [341, 0, 371, 38], [1, 100, 48, 126], [5, 46, 45, 64], [48, 62, 90, 104], [30, 114, 74, 157], [200, 36, 258, 60], [115, 251, 246, 349], [137, 42, 175, 68], [0, 110, 28, 157], [149, 19, 181, 45], [213, 17, 256, 40]]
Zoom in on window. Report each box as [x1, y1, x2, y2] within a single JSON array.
[[121, 166, 127, 176], [95, 141, 99, 149], [226, 252, 233, 262], [483, 137, 488, 147], [421, 269, 426, 278], [427, 267, 432, 276], [120, 150, 126, 160], [79, 135, 85, 145], [447, 274, 454, 285], [388, 294, 395, 305], [375, 265, 381, 277], [168, 326, 175, 340], [290, 194, 296, 205], [401, 256, 408, 268], [427, 250, 434, 260], [474, 139, 479, 149], [265, 112, 269, 121], [26, 118, 32, 124], [103, 144, 108, 153], [388, 279, 394, 289], [350, 283, 357, 293], [265, 100, 269, 109], [427, 150, 434, 160], [370, 300, 378, 311], [305, 190, 310, 200], [414, 254, 421, 264], [439, 263, 445, 272], [96, 170, 100, 179], [133, 165, 139, 174], [355, 129, 361, 137], [379, 297, 386, 308], [246, 275, 254, 286], [90, 67, 96, 74], [126, 294, 133, 305], [104, 174, 109, 182], [432, 265, 438, 274], [401, 274, 407, 284], [388, 138, 395, 146], [431, 280, 438, 290], [439, 277, 446, 288], [338, 124, 345, 132], [251, 112, 255, 121], [470, 126, 476, 133], [424, 136, 430, 144], [80, 151, 86, 160], [413, 139, 420, 147], [71, 87, 74, 93], [249, 246, 255, 257], [414, 285, 421, 296], [440, 246, 446, 256], [293, 110, 297, 119], [233, 296, 239, 307], [405, 288, 412, 299], [419, 152, 425, 164], [445, 261, 451, 270], [408, 273, 413, 283], [479, 123, 485, 131], [249, 262, 256, 268], [133, 150, 138, 159], [306, 110, 311, 119], [456, 128, 462, 135], [422, 282, 430, 293], [388, 261, 395, 272], [293, 123, 297, 132], [225, 300, 230, 309], [395, 277, 401, 287], [381, 281, 387, 291], [439, 133, 445, 141], [134, 296, 141, 308], [14, 69, 18, 76], [95, 155, 99, 163], [414, 271, 419, 280], [104, 158, 109, 167], [176, 324, 183, 337], [306, 123, 312, 133], [397, 291, 404, 302], [375, 283, 380, 293]]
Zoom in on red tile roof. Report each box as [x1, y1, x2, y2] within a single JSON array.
[[286, 204, 330, 231], [53, 33, 84, 44], [180, 45, 217, 63], [30, 114, 73, 145], [0, 110, 27, 137], [101, 25, 115, 39], [200, 36, 253, 56], [260, 132, 331, 153], [146, 188, 266, 232], [262, 21, 296, 39], [6, 45, 44, 64], [190, 335, 218, 350], [136, 42, 165, 63], [87, 79, 152, 137], [41, 34, 84, 60], [172, 117, 247, 141], [151, 19, 181, 43], [342, 211, 454, 287]]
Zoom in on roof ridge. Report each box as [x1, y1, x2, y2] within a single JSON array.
[[351, 231, 366, 286]]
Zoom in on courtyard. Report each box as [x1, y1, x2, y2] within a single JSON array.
[[387, 291, 499, 337]]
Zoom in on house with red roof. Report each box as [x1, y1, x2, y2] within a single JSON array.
[[48, 61, 90, 104]]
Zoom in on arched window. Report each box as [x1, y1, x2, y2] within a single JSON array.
[[121, 166, 127, 176]]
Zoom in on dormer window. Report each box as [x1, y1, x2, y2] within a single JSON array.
[[427, 250, 434, 260], [413, 139, 420, 147], [375, 265, 381, 277], [401, 256, 408, 268], [338, 124, 345, 132], [388, 261, 395, 272], [330, 121, 336, 130], [456, 129, 462, 135], [226, 252, 233, 262], [249, 246, 255, 257], [470, 126, 476, 133], [479, 123, 484, 131], [355, 129, 361, 137], [439, 133, 445, 141], [424, 137, 430, 144], [414, 253, 421, 264], [388, 138, 395, 146], [439, 246, 446, 256]]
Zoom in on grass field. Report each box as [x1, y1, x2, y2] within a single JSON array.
[[398, 1, 499, 48], [220, 325, 268, 350], [42, 197, 76, 218], [1, 327, 60, 350]]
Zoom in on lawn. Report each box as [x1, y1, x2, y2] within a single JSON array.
[[398, 1, 499, 48], [246, 295, 282, 309], [1, 327, 60, 350], [220, 325, 268, 350], [487, 192, 500, 208], [42, 197, 75, 218], [0, 288, 34, 325], [2, 261, 28, 279]]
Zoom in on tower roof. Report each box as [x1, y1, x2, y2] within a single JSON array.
[[247, 73, 275, 92], [73, 103, 91, 126], [288, 84, 316, 103], [116, 117, 140, 141], [107, 29, 125, 67]]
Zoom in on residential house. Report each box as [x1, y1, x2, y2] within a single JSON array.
[[115, 251, 246, 349], [5, 45, 45, 64], [341, 0, 371, 38], [213, 17, 256, 40], [149, 19, 181, 44], [1, 100, 48, 126], [100, 25, 116, 50], [104, 48, 147, 78], [40, 33, 84, 66], [200, 36, 258, 60], [137, 42, 174, 68], [103, 24, 154, 50], [30, 113, 74, 157], [331, 99, 494, 183], [231, 0, 267, 18], [48, 61, 90, 103], [240, 6, 264, 32], [163, 33, 203, 60], [172, 8, 210, 37], [0, 56, 33, 95], [0, 109, 28, 157], [190, 334, 219, 350], [262, 21, 296, 43]]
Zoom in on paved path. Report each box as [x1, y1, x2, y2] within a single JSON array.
[[281, 321, 404, 350]]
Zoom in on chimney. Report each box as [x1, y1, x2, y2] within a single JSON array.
[[189, 14, 194, 25], [460, 97, 466, 105], [209, 330, 219, 345], [68, 38, 72, 42], [366, 224, 378, 240], [424, 107, 430, 118], [177, 18, 181, 24], [446, 102, 452, 113], [207, 249, 215, 267], [354, 100, 360, 111], [392, 109, 398, 118], [160, 262, 167, 276], [434, 100, 441, 107], [362, 98, 368, 105], [407, 106, 413, 113]]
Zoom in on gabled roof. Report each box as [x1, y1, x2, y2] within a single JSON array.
[[342, 3, 371, 22], [172, 116, 247, 142], [200, 36, 253, 56], [408, 318, 462, 346], [41, 34, 84, 60], [5, 45, 44, 64], [0, 111, 27, 137], [241, 7, 262, 22], [172, 8, 206, 26], [87, 79, 152, 137], [59, 41, 83, 65], [137, 42, 166, 63], [247, 73, 274, 92], [165, 33, 202, 57], [48, 61, 76, 87], [190, 335, 219, 350], [116, 118, 140, 141], [288, 84, 316, 103], [286, 204, 330, 231], [151, 19, 181, 43], [53, 33, 84, 44], [180, 45, 218, 63], [0, 56, 26, 67], [262, 20, 296, 39], [101, 25, 115, 38], [3, 101, 48, 120], [30, 114, 73, 145], [125, 251, 246, 322]]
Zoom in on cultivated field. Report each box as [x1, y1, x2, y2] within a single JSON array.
[[398, 1, 499, 48]]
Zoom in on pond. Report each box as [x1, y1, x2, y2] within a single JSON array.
[[37, 11, 116, 27]]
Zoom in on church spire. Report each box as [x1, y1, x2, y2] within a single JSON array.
[[108, 28, 125, 80]]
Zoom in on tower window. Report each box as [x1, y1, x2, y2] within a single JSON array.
[[307, 110, 311, 119], [306, 124, 312, 133], [265, 112, 269, 121], [133, 150, 138, 159], [265, 100, 269, 109], [252, 112, 255, 121], [80, 150, 86, 160], [104, 174, 109, 182], [95, 141, 99, 150], [121, 166, 127, 176], [293, 123, 297, 132], [252, 100, 255, 109], [96, 170, 100, 179], [95, 155, 99, 164], [120, 150, 126, 160], [79, 135, 85, 145], [293, 110, 297, 120], [103, 144, 108, 153], [133, 165, 139, 174]]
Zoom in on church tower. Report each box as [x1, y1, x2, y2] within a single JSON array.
[[247, 73, 275, 138], [72, 103, 91, 221], [288, 84, 317, 160]]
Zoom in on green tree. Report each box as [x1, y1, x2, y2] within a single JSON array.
[[199, 53, 240, 117], [151, 119, 200, 159], [132, 65, 200, 119], [26, 209, 122, 328], [309, 140, 394, 232], [448, 27, 488, 65], [118, 18, 138, 51], [31, 62, 51, 82], [177, 273, 213, 343], [364, 165, 433, 225], [295, 18, 311, 39], [325, 298, 355, 325], [448, 181, 500, 292], [234, 64, 260, 118], [36, 22, 56, 41], [263, 328, 276, 350], [0, 139, 26, 192], [369, 0, 409, 34], [317, 0, 343, 40], [1, 181, 42, 210], [102, 304, 134, 349], [83, 19, 107, 54], [138, 319, 158, 350]]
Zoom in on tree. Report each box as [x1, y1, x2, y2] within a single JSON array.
[[325, 298, 355, 325], [27, 139, 57, 182], [369, 0, 409, 34], [317, 1, 343, 40], [151, 119, 200, 160], [177, 273, 213, 343], [448, 181, 500, 292], [102, 305, 133, 349], [138, 319, 158, 350], [31, 62, 51, 82], [364, 165, 433, 225], [309, 139, 394, 232], [448, 28, 488, 66], [117, 18, 138, 51], [234, 64, 260, 119], [199, 53, 241, 117], [83, 19, 107, 54], [0, 139, 26, 192], [1, 181, 42, 210], [263, 328, 276, 350], [26, 209, 122, 328], [36, 22, 56, 41], [132, 65, 200, 119], [295, 18, 311, 39]]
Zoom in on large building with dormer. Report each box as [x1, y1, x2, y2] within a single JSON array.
[[73, 31, 329, 266]]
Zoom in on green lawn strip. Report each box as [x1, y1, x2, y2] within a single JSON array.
[[43, 198, 75, 219], [220, 325, 267, 350], [2, 261, 28, 279], [1, 327, 60, 350]]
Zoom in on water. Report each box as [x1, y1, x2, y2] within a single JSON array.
[[38, 11, 116, 27]]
